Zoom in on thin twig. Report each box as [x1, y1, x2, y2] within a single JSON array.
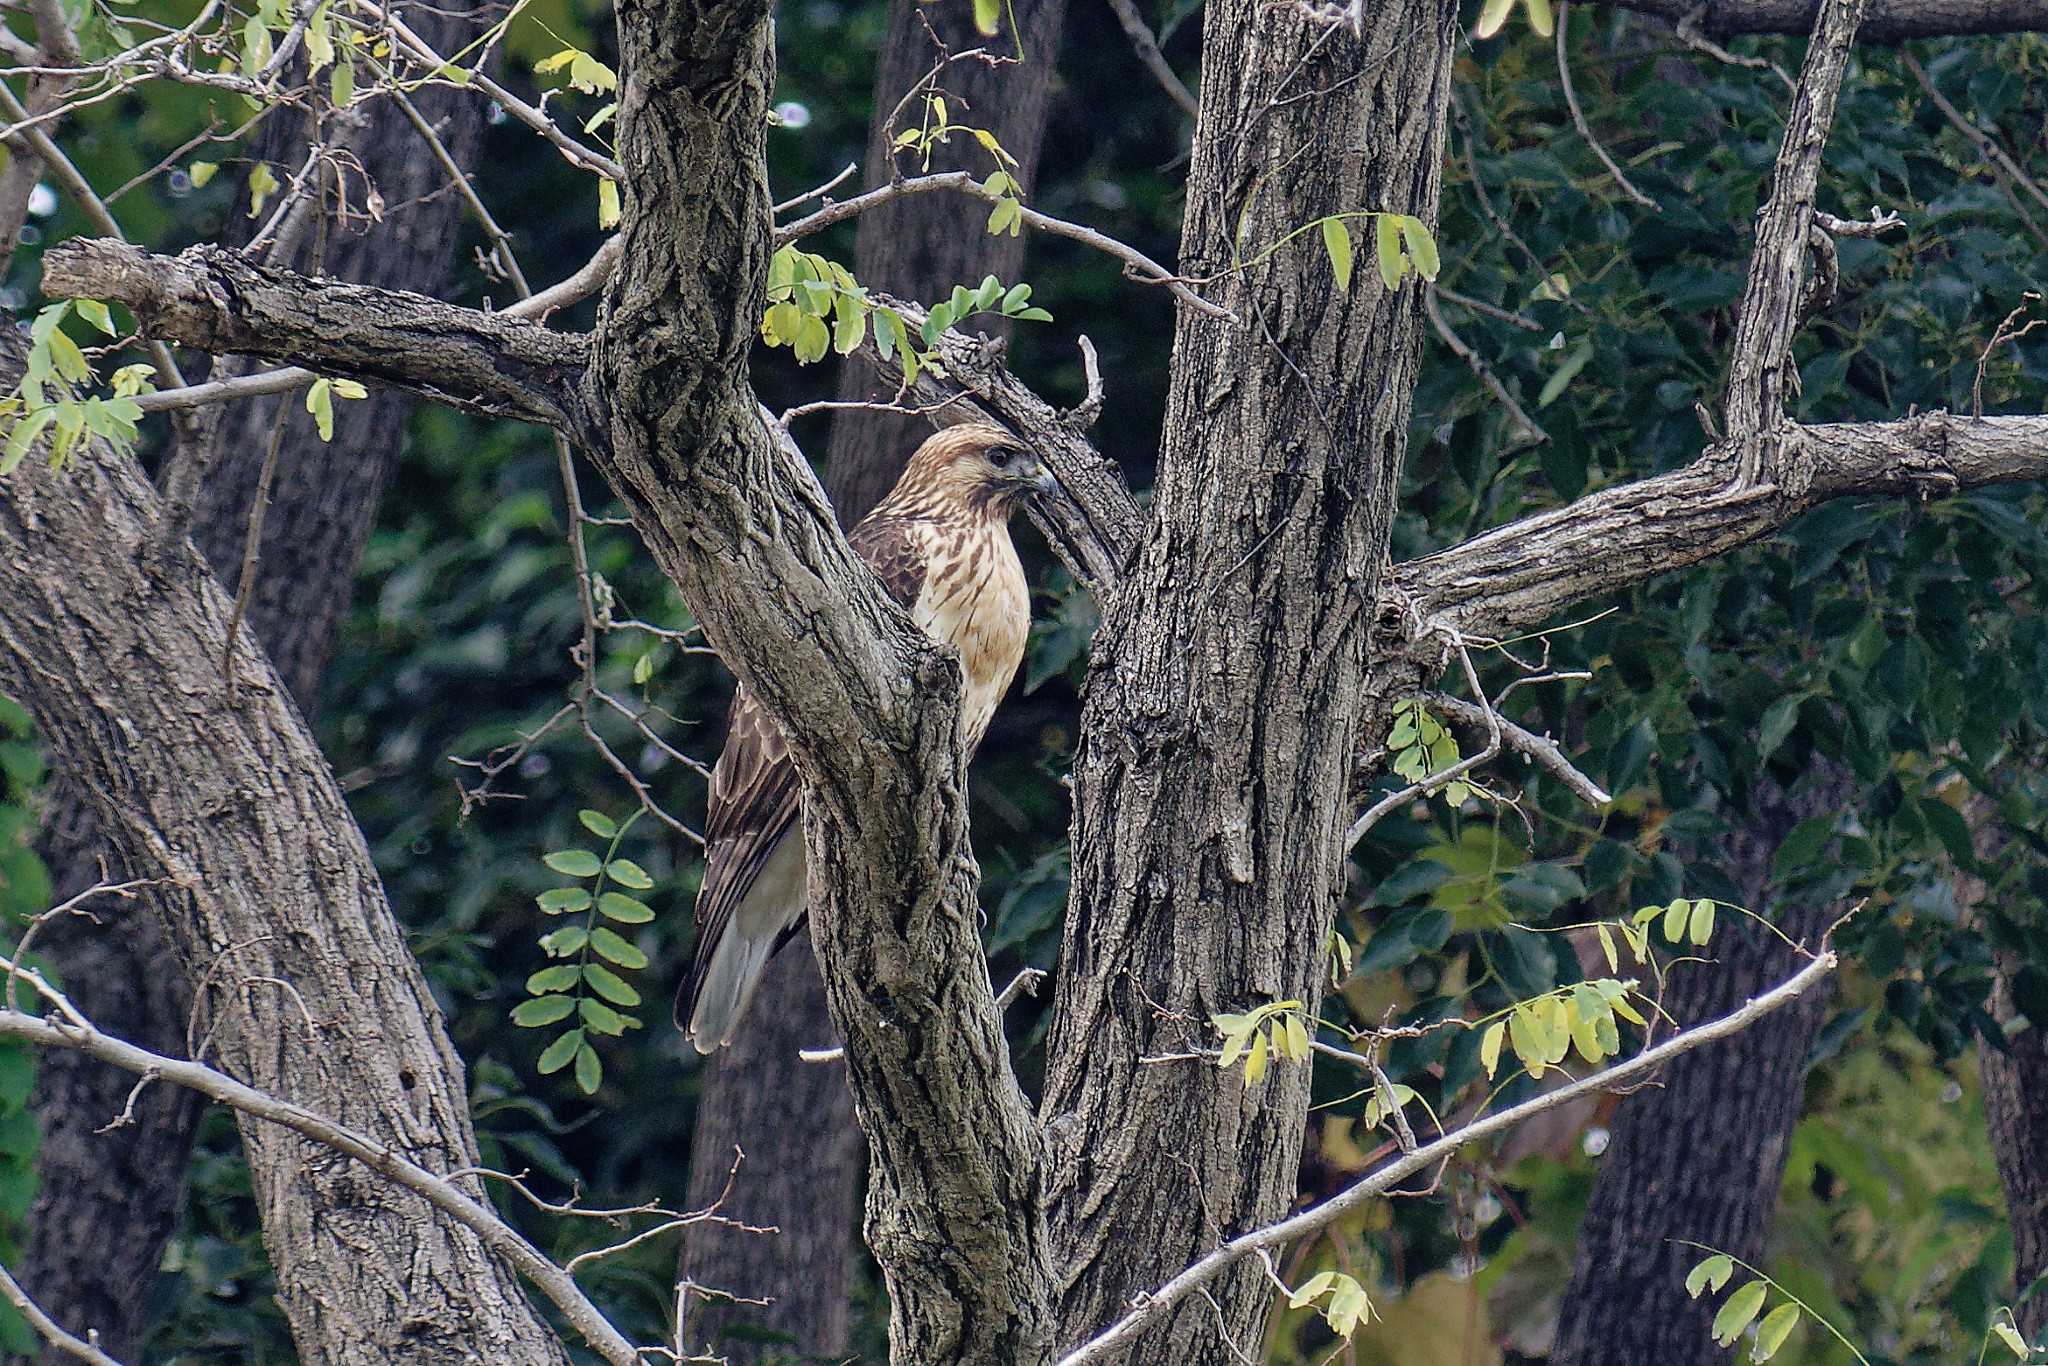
[[774, 170, 1232, 319], [1424, 285, 1549, 448], [1102, 0, 1199, 119], [1556, 3, 1658, 210], [1053, 949, 1839, 1366], [1903, 52, 2048, 222], [0, 1259, 123, 1365], [220, 401, 292, 677], [1422, 692, 1610, 807]]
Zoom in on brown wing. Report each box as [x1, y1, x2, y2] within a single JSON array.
[[677, 683, 804, 1027], [676, 512, 930, 1026], [847, 512, 928, 608]]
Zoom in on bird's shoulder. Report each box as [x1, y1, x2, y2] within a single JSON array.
[[847, 510, 932, 609]]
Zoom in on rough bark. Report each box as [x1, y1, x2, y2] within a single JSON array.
[[0, 351, 567, 1364], [1550, 770, 1847, 1365], [594, 0, 1053, 1357], [1602, 0, 2048, 38], [677, 0, 1066, 1355], [1963, 797, 2048, 1342], [18, 67, 486, 1358], [1039, 3, 1460, 1359], [1984, 990, 2048, 1341], [41, 239, 585, 432]]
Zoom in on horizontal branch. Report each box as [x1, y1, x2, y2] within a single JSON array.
[[1057, 948, 1838, 1366], [1394, 412, 2048, 642], [130, 237, 623, 415], [1601, 0, 2048, 38], [40, 239, 591, 433], [0, 993, 639, 1366]]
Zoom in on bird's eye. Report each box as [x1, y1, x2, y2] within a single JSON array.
[[989, 445, 1016, 469]]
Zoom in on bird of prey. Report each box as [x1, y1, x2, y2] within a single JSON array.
[[676, 422, 1056, 1053]]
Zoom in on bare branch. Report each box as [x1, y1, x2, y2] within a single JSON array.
[[1719, 0, 1863, 482], [1425, 692, 1612, 807], [1055, 949, 1839, 1366], [0, 1258, 124, 1366], [42, 239, 592, 433], [1394, 412, 2048, 643], [1598, 0, 2048, 40], [1424, 285, 1548, 448], [1556, 3, 1659, 211], [1102, 0, 1199, 119], [1903, 50, 2048, 224], [0, 970, 642, 1366], [132, 236, 622, 416]]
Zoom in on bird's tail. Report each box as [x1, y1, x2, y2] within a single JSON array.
[[676, 924, 778, 1055]]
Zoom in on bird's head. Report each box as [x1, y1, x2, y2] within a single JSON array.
[[891, 422, 1059, 520]]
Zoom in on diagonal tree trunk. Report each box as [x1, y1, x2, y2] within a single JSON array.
[[15, 25, 491, 1358], [1550, 769, 1846, 1365], [1040, 2, 1460, 1357], [677, 0, 1066, 1356]]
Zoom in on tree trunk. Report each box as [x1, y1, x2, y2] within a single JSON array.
[[1983, 998, 2048, 1342], [677, 0, 1065, 1355], [1968, 797, 2048, 1342], [1, 49, 540, 1361], [1550, 770, 1846, 1365], [1039, 3, 1457, 1358]]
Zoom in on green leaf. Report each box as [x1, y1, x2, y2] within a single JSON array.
[[543, 849, 602, 877], [1662, 898, 1690, 946], [1475, 0, 1515, 36], [1688, 898, 1716, 946], [1757, 693, 1803, 762], [330, 55, 354, 105], [1537, 341, 1594, 408], [590, 927, 649, 969], [606, 859, 654, 889], [1685, 1254, 1734, 1298], [537, 887, 592, 914], [1523, 0, 1555, 36], [873, 307, 901, 361], [330, 378, 367, 399], [583, 963, 642, 1006], [1013, 306, 1054, 322], [633, 652, 653, 685], [598, 891, 654, 923], [73, 300, 115, 335], [305, 377, 335, 441], [1712, 1281, 1768, 1346], [577, 809, 617, 838], [1751, 1302, 1799, 1361], [537, 1028, 583, 1073], [794, 313, 831, 363], [1322, 217, 1353, 292], [1374, 212, 1406, 290], [1993, 1320, 2029, 1358], [597, 177, 621, 230], [512, 995, 575, 1026], [525, 964, 581, 994], [573, 1041, 602, 1093], [579, 997, 628, 1035], [971, 0, 999, 35], [540, 925, 588, 957], [1289, 1271, 1337, 1309], [189, 160, 218, 188], [1397, 216, 1440, 280], [1479, 1020, 1506, 1078], [246, 162, 279, 218]]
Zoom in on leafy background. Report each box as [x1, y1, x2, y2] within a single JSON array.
[[0, 1, 2044, 1361]]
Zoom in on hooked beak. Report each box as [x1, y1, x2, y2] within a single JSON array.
[[1015, 456, 1060, 500]]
